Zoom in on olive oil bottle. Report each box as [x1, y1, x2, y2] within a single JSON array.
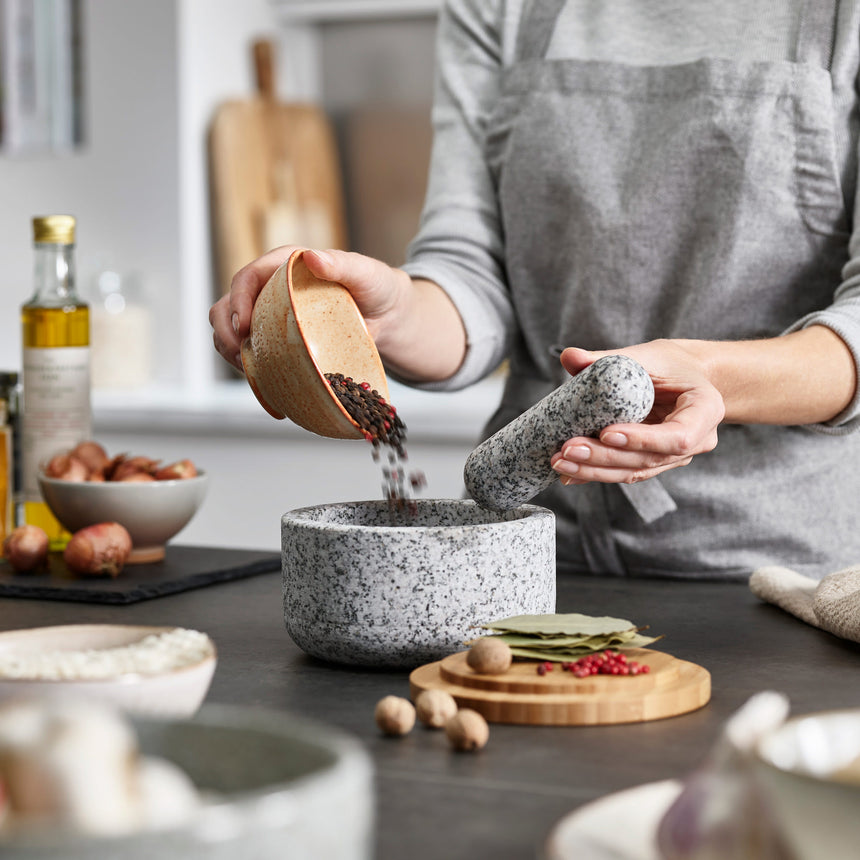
[[21, 215, 92, 549]]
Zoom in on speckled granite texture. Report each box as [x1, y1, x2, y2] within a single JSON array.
[[464, 355, 654, 511], [281, 499, 556, 668]]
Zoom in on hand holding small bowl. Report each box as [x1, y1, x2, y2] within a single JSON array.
[[240, 248, 390, 439]]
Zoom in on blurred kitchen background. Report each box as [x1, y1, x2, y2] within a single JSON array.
[[0, 0, 502, 551]]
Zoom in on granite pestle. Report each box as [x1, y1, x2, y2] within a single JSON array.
[[464, 355, 655, 511]]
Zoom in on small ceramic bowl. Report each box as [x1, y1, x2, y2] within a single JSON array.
[[38, 472, 208, 563], [281, 498, 556, 668], [0, 624, 216, 718], [754, 708, 860, 860], [241, 248, 390, 439], [0, 704, 373, 860]]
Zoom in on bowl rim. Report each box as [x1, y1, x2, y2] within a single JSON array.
[[754, 706, 860, 788], [281, 498, 555, 533], [0, 703, 373, 850], [0, 623, 217, 684], [37, 470, 208, 489]]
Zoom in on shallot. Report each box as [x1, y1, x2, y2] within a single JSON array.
[[63, 522, 133, 577], [2, 525, 49, 573], [43, 453, 88, 482]]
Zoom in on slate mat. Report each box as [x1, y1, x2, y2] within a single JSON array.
[[0, 545, 281, 605]]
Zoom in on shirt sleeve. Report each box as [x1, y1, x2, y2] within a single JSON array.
[[781, 191, 860, 434], [399, 0, 516, 392]]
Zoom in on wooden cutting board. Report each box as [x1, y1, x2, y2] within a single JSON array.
[[208, 40, 348, 296], [409, 649, 710, 726]]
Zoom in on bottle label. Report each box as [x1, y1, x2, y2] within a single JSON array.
[[21, 347, 92, 501]]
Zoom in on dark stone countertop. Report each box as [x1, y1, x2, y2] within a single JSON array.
[[3, 554, 858, 859]]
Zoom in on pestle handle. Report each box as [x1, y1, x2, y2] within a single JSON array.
[[463, 355, 655, 511]]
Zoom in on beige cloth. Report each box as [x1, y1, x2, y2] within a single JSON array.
[[750, 565, 860, 643]]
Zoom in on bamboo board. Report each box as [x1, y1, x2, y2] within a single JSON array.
[[409, 649, 710, 726]]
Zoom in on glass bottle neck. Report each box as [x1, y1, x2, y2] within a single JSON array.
[[29, 242, 79, 305]]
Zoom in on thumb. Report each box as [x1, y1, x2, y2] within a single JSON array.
[[560, 346, 600, 376]]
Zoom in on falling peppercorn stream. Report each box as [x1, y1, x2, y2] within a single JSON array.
[[324, 372, 426, 520]]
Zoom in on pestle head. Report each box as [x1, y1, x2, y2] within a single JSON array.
[[463, 355, 654, 511]]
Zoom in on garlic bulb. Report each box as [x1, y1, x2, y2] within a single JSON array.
[[656, 691, 793, 860]]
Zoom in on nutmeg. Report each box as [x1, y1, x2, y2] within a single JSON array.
[[374, 696, 416, 736], [415, 690, 458, 729], [445, 709, 489, 752], [466, 637, 513, 675]]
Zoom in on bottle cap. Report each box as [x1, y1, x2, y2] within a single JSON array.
[[32, 215, 76, 244]]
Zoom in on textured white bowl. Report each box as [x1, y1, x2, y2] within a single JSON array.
[[38, 472, 208, 563], [0, 704, 374, 860], [282, 498, 556, 668], [0, 625, 216, 718], [754, 708, 860, 860]]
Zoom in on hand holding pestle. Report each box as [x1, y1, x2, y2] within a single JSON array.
[[464, 355, 655, 511]]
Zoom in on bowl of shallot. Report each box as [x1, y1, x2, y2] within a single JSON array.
[[37, 441, 208, 564]]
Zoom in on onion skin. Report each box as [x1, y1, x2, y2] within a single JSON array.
[[2, 525, 50, 573], [154, 459, 197, 481], [70, 441, 110, 474], [44, 453, 89, 482], [63, 523, 133, 578]]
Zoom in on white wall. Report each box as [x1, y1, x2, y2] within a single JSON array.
[[0, 0, 282, 388]]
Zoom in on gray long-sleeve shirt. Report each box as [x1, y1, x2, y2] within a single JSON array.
[[403, 0, 860, 428], [400, 0, 860, 579]]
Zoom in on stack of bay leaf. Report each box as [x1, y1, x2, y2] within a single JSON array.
[[470, 613, 662, 663]]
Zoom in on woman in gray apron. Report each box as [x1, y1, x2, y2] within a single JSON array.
[[211, 0, 860, 581]]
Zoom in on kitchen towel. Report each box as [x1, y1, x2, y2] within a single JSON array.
[[749, 564, 860, 643]]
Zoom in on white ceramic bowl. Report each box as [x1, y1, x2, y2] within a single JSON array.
[[0, 704, 374, 860], [0, 625, 216, 718], [38, 472, 208, 563], [754, 708, 860, 860]]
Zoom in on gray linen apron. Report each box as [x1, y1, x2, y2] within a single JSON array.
[[484, 0, 857, 579]]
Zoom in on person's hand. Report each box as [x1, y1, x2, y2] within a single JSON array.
[[550, 341, 726, 485], [209, 246, 408, 373]]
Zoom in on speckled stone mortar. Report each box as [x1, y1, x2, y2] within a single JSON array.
[[281, 499, 556, 668], [464, 355, 655, 511]]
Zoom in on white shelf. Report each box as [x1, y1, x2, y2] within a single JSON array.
[[271, 0, 440, 22], [92, 375, 502, 443]]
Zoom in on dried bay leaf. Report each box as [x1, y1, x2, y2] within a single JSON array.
[[480, 613, 637, 638], [508, 633, 662, 662], [472, 629, 640, 649]]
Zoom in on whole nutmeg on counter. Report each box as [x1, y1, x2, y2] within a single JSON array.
[[2, 525, 49, 573], [415, 690, 458, 729], [63, 522, 133, 578], [374, 696, 416, 737], [445, 709, 489, 752], [466, 637, 513, 675]]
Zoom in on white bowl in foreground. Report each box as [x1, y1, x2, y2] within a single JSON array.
[[754, 708, 860, 860], [0, 704, 374, 860], [0, 624, 216, 718], [38, 472, 208, 563]]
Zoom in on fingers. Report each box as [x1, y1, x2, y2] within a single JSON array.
[[303, 248, 399, 318], [551, 392, 722, 485], [228, 245, 298, 337], [209, 295, 243, 372], [559, 346, 600, 377], [208, 245, 300, 372]]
